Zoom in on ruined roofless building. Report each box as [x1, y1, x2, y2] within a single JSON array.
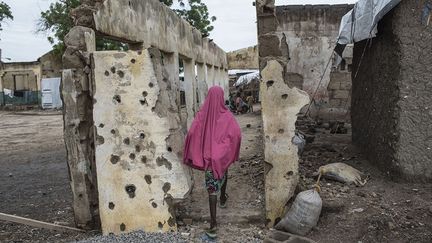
[[62, 0, 228, 234]]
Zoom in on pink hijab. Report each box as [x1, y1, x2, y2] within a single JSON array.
[[183, 86, 242, 179]]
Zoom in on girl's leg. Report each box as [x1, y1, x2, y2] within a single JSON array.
[[220, 171, 228, 204], [209, 195, 217, 229]]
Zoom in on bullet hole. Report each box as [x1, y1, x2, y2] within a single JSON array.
[[162, 182, 171, 193], [111, 67, 116, 73], [113, 95, 121, 104], [246, 124, 251, 128], [278, 129, 285, 134], [287, 171, 294, 176], [266, 80, 274, 88], [120, 223, 126, 231], [110, 155, 120, 164], [144, 175, 152, 184], [135, 145, 141, 152], [158, 222, 163, 229], [311, 70, 314, 72], [142, 91, 148, 97], [96, 135, 105, 145], [140, 99, 148, 106], [141, 156, 147, 164], [125, 184, 136, 198], [139, 133, 146, 139], [167, 147, 172, 152], [152, 202, 158, 208], [129, 153, 136, 160], [282, 94, 288, 99], [117, 70, 125, 78], [98, 123, 105, 128], [111, 129, 116, 135], [108, 202, 115, 210], [150, 54, 154, 59], [151, 107, 156, 112], [104, 71, 110, 76], [149, 82, 154, 88], [168, 217, 176, 227], [123, 137, 130, 145], [156, 156, 172, 170], [78, 194, 83, 198], [131, 58, 136, 64]]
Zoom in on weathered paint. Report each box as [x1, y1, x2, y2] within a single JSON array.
[[92, 50, 192, 234], [260, 60, 309, 227], [93, 0, 227, 68]]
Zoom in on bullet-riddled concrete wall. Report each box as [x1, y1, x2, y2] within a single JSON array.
[[61, 0, 228, 232], [93, 49, 192, 234], [352, 0, 432, 181], [256, 0, 310, 227]]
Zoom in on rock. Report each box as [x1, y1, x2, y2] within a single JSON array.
[[183, 218, 193, 225], [356, 191, 367, 197], [388, 222, 396, 230], [351, 208, 364, 213], [8, 173, 13, 177]]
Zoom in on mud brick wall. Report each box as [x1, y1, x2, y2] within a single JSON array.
[[62, 0, 228, 232], [352, 0, 432, 181]]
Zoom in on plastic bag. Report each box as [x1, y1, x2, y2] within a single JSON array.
[[275, 189, 322, 236], [292, 133, 306, 155], [318, 163, 366, 186]]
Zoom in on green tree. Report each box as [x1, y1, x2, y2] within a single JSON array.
[[38, 0, 216, 55], [0, 1, 13, 32]]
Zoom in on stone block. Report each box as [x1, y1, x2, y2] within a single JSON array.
[[332, 90, 350, 99], [327, 80, 340, 90]]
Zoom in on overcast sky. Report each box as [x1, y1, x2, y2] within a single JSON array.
[[0, 0, 357, 62]]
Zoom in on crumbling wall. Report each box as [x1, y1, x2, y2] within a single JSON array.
[[352, 0, 432, 181], [275, 4, 352, 101], [62, 0, 228, 232], [256, 0, 310, 227], [227, 46, 259, 70]]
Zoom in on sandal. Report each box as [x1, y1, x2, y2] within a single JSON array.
[[219, 193, 229, 208], [205, 227, 218, 239]]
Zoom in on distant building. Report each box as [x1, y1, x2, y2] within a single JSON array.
[[0, 50, 62, 108]]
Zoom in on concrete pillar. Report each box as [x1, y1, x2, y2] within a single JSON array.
[[196, 63, 207, 106], [223, 69, 230, 101], [184, 58, 197, 128], [256, 0, 310, 227], [62, 26, 99, 229]]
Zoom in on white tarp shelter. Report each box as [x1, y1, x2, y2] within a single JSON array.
[[234, 71, 260, 87], [337, 0, 402, 45]]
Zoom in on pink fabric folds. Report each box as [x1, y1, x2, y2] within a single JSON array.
[[183, 86, 242, 180]]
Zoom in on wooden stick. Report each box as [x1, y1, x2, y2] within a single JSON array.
[[0, 213, 86, 233]]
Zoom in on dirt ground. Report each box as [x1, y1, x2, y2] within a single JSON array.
[[0, 108, 431, 243]]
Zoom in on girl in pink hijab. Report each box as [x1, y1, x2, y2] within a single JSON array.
[[184, 86, 242, 238]]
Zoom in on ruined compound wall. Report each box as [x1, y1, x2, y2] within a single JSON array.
[[62, 0, 228, 232], [227, 46, 259, 70], [275, 5, 353, 100], [256, 0, 310, 227], [352, 0, 432, 181]]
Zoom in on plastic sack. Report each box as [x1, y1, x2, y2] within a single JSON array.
[[292, 133, 306, 155], [318, 163, 366, 186], [275, 189, 322, 236]]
